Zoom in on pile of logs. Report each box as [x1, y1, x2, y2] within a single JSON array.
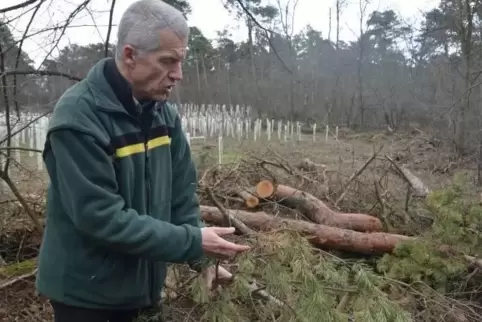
[[200, 179, 413, 255], [201, 179, 481, 268], [201, 175, 482, 269]]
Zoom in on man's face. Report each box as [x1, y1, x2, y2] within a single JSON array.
[[121, 29, 187, 101]]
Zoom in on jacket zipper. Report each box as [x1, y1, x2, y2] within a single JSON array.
[[145, 132, 156, 306], [144, 138, 151, 216], [139, 109, 155, 307]]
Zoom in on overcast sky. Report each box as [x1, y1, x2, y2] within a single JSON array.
[[1, 0, 439, 66]]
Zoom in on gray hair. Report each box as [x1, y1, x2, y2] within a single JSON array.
[[115, 0, 189, 60]]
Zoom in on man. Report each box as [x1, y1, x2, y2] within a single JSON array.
[[35, 1, 250, 321]]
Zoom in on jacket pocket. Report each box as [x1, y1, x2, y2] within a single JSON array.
[[90, 252, 118, 283], [89, 251, 150, 304], [65, 244, 150, 306]]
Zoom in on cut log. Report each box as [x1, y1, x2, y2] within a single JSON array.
[[256, 182, 383, 232], [255, 180, 275, 199], [399, 166, 430, 197], [200, 206, 412, 255], [235, 188, 259, 208]]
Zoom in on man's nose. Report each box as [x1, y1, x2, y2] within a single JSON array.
[[169, 62, 183, 81]]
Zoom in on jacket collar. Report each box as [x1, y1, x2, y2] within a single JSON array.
[[85, 58, 159, 116]]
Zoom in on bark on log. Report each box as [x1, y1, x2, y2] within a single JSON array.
[[200, 206, 412, 254], [257, 182, 383, 232]]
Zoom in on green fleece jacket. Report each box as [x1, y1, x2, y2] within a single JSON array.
[[35, 58, 211, 309]]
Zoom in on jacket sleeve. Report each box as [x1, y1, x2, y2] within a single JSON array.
[[45, 128, 204, 263], [169, 115, 214, 271]]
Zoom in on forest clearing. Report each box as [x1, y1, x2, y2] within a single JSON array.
[[1, 128, 481, 321]]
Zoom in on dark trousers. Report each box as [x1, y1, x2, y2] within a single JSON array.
[[50, 300, 163, 322]]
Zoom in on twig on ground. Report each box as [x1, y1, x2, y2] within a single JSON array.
[[204, 188, 286, 306], [206, 187, 254, 235], [335, 144, 383, 207], [245, 279, 284, 306], [0, 268, 38, 290]]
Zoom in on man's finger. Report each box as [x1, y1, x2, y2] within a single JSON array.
[[205, 249, 241, 259], [212, 226, 236, 236], [204, 267, 214, 289], [217, 267, 233, 280], [218, 238, 251, 252]]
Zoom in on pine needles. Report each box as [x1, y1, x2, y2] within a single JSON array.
[[181, 231, 413, 322]]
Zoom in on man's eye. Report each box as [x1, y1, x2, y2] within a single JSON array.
[[161, 58, 176, 64]]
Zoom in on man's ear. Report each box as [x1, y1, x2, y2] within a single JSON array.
[[123, 45, 137, 68]]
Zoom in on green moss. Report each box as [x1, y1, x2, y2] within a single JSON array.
[[0, 258, 37, 278]]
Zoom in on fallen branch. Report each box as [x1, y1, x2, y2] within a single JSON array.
[[297, 158, 326, 173], [385, 155, 430, 197], [464, 255, 482, 269], [256, 181, 383, 232], [245, 280, 284, 306], [221, 196, 245, 204], [206, 188, 254, 236], [335, 145, 383, 206], [200, 206, 410, 254], [205, 189, 283, 305]]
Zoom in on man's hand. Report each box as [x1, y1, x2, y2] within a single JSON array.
[[201, 227, 250, 259], [202, 264, 233, 290]]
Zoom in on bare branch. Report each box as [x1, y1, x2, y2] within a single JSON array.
[[104, 0, 116, 57], [0, 37, 13, 173], [0, 0, 39, 14], [232, 0, 292, 74], [35, 0, 91, 69], [1, 70, 82, 82], [13, 0, 46, 117]]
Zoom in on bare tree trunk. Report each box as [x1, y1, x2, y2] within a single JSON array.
[[356, 0, 368, 129], [200, 55, 210, 102], [336, 0, 344, 50], [194, 53, 201, 99], [454, 0, 475, 153], [328, 7, 332, 42]]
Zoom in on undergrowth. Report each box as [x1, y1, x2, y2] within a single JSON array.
[[377, 176, 482, 320], [185, 232, 412, 322]]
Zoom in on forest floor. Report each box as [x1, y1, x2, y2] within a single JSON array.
[[0, 127, 481, 321]]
